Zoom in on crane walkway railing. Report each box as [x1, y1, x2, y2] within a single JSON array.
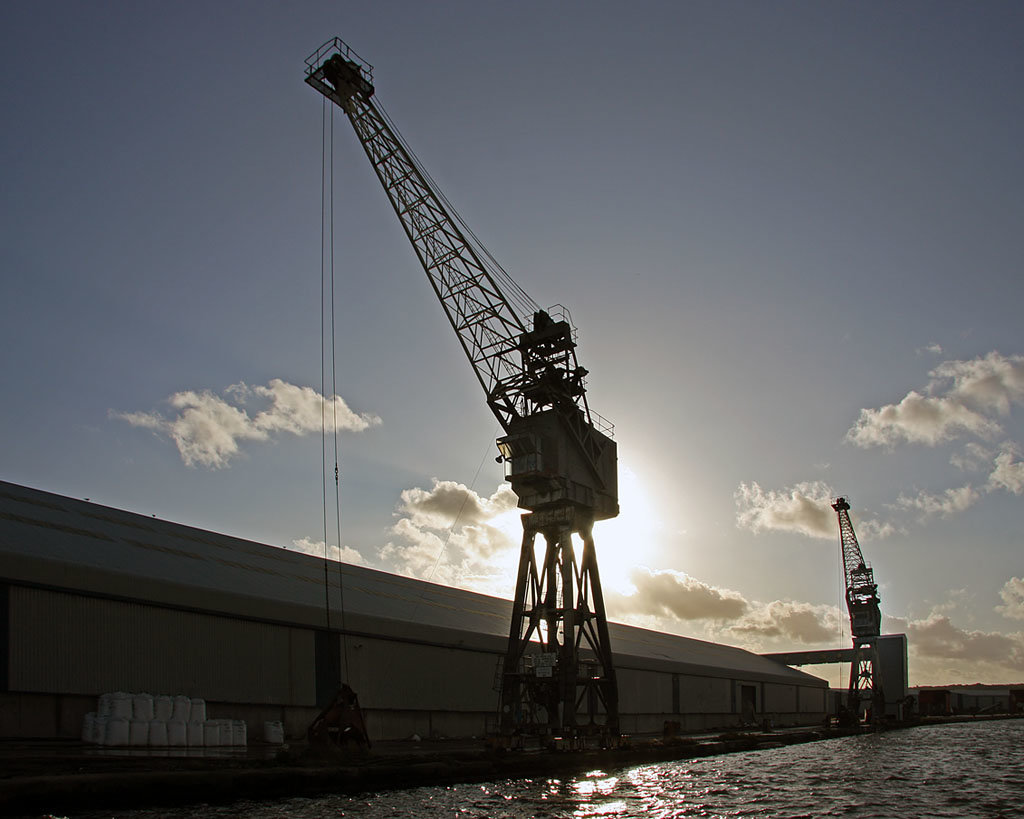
[[305, 37, 374, 82]]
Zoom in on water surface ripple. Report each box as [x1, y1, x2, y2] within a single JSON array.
[[85, 719, 1024, 819]]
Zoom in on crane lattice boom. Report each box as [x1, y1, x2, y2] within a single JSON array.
[[307, 42, 527, 426]]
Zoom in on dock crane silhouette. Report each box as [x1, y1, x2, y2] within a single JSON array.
[[832, 497, 884, 723], [305, 38, 620, 741]]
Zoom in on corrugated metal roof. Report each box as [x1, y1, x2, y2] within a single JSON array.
[[0, 480, 823, 685]]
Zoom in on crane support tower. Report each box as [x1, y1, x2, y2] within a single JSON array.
[[305, 38, 620, 740], [832, 497, 884, 723]]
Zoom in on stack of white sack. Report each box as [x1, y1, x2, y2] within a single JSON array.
[[264, 720, 285, 744], [81, 692, 246, 748]]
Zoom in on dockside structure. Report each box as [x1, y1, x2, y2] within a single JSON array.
[[0, 481, 828, 741]]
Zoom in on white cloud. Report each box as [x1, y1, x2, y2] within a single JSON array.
[[855, 517, 898, 540], [997, 577, 1024, 621], [735, 482, 893, 541], [895, 485, 981, 519], [846, 352, 1024, 448], [249, 379, 377, 435], [378, 479, 520, 595], [884, 442, 1024, 521], [291, 536, 366, 565], [112, 378, 380, 468], [932, 352, 1024, 417], [608, 568, 748, 622], [988, 445, 1024, 494], [846, 391, 1000, 448], [396, 479, 518, 531], [734, 481, 835, 539]]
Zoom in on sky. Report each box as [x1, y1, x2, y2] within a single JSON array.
[[2, 1, 1023, 687]]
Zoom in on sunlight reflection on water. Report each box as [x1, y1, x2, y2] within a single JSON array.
[[80, 720, 1024, 819]]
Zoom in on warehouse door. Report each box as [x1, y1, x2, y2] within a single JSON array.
[[741, 685, 757, 722], [315, 630, 342, 707]]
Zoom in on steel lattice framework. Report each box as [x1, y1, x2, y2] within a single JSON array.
[[306, 38, 619, 740], [832, 497, 884, 722]]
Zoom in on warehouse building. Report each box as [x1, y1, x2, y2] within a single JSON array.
[[910, 686, 1024, 716], [0, 480, 828, 741]]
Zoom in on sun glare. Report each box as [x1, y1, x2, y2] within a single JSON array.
[[592, 464, 663, 594], [479, 463, 664, 598]]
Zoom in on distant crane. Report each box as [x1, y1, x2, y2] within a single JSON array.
[[832, 497, 884, 722], [305, 38, 619, 740]]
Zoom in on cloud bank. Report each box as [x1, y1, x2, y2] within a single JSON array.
[[113, 378, 380, 467], [375, 480, 848, 653], [287, 473, 1024, 684], [729, 600, 839, 645], [887, 611, 1024, 679]]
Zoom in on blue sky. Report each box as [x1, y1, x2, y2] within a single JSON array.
[[3, 1, 1023, 686]]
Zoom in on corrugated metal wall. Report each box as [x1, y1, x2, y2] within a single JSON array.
[[679, 673, 732, 713], [3, 583, 829, 737], [0, 584, 8, 693], [351, 636, 499, 711], [764, 683, 797, 713], [8, 586, 315, 705]]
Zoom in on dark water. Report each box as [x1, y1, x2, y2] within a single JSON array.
[[80, 720, 1024, 818]]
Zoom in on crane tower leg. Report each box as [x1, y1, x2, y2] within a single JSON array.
[[847, 637, 884, 723], [578, 524, 619, 734], [498, 511, 618, 741]]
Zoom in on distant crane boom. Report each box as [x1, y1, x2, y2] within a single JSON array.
[[834, 497, 881, 638], [832, 497, 884, 722]]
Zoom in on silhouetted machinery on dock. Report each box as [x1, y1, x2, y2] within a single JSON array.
[[306, 38, 619, 741], [832, 497, 885, 723], [308, 684, 371, 749]]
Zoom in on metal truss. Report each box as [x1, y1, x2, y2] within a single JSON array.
[[499, 512, 618, 737]]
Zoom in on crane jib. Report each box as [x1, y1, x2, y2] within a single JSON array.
[[304, 37, 618, 520]]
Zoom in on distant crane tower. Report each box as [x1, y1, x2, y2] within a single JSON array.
[[305, 38, 619, 739], [832, 497, 884, 722]]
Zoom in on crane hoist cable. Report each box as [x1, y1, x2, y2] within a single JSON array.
[[837, 524, 846, 689], [318, 94, 351, 677], [329, 100, 352, 682], [319, 93, 332, 634]]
